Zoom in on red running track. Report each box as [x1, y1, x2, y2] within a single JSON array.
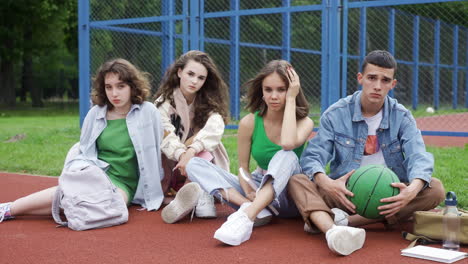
[[416, 112, 468, 147], [1, 172, 466, 264]]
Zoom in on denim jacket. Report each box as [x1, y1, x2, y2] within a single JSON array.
[[301, 91, 433, 185], [65, 101, 165, 211]]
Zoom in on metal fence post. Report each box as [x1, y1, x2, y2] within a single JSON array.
[[282, 0, 291, 62], [412, 15, 420, 110], [466, 29, 468, 108], [329, 0, 341, 106], [320, 0, 341, 113], [162, 0, 175, 76], [452, 25, 459, 109], [78, 0, 90, 127], [200, 0, 205, 51], [341, 0, 349, 98], [320, 0, 329, 113], [434, 19, 440, 110], [183, 0, 189, 52], [230, 0, 240, 120], [190, 0, 200, 50], [358, 6, 367, 76], [388, 8, 395, 98]]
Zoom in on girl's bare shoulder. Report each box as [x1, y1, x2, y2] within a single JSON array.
[[239, 113, 255, 129]]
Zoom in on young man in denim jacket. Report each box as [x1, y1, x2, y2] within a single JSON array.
[[288, 50, 445, 256]]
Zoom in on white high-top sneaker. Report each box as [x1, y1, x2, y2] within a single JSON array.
[[304, 208, 349, 234], [238, 202, 272, 227], [0, 202, 14, 222], [195, 191, 217, 218]]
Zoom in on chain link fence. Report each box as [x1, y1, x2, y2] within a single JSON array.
[[345, 2, 467, 111], [82, 0, 468, 136]]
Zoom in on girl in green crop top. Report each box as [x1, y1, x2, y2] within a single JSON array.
[[0, 59, 165, 224], [183, 60, 314, 246]]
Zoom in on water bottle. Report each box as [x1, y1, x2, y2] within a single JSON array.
[[442, 191, 460, 251]]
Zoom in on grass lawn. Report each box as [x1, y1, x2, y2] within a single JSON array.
[[0, 102, 466, 209]]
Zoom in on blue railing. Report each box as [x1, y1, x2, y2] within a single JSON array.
[[79, 0, 468, 137]]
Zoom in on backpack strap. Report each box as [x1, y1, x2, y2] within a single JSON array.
[[51, 186, 67, 227], [402, 231, 440, 248]]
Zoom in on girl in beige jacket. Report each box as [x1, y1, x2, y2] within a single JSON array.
[[154, 50, 230, 221]]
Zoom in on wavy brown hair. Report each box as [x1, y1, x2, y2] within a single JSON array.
[[244, 60, 309, 119], [154, 50, 229, 128], [92, 58, 151, 109]]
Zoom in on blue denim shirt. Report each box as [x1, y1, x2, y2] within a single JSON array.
[[65, 101, 165, 211], [301, 91, 434, 185]]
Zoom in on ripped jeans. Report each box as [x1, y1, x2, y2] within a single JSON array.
[[186, 150, 301, 218]]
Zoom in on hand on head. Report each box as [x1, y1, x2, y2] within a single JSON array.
[[286, 66, 300, 99]]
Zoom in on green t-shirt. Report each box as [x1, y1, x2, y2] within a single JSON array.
[[96, 119, 139, 202], [251, 112, 304, 170]]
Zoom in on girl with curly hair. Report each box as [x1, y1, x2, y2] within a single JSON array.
[[0, 58, 165, 224], [155, 50, 230, 223]]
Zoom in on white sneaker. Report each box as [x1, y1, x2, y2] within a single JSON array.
[[304, 208, 349, 234], [325, 225, 366, 255], [195, 191, 217, 218], [331, 208, 349, 226], [239, 202, 273, 227], [0, 202, 14, 222], [161, 182, 202, 224], [214, 209, 254, 246]]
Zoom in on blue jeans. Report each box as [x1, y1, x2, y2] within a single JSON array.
[[186, 150, 301, 218]]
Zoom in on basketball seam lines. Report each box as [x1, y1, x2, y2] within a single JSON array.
[[392, 173, 399, 196], [361, 167, 384, 218], [347, 165, 377, 193]]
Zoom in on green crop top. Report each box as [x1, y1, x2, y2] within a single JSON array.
[[97, 119, 139, 202], [250, 112, 304, 170]]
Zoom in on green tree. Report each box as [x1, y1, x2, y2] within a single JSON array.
[[0, 0, 77, 107], [0, 1, 23, 106]]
